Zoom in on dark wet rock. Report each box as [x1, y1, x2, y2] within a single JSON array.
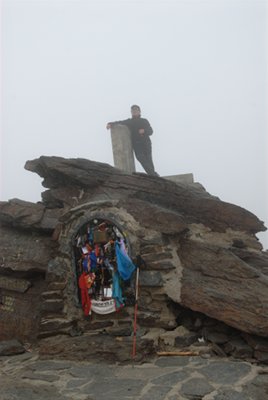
[[214, 389, 250, 400], [242, 333, 268, 352], [151, 370, 189, 386], [41, 291, 64, 300], [211, 343, 227, 357], [199, 360, 252, 384], [137, 311, 161, 327], [47, 281, 67, 291], [180, 377, 214, 399], [21, 371, 59, 382], [141, 251, 173, 263], [224, 338, 253, 359], [205, 331, 229, 345], [29, 360, 73, 371], [0, 225, 52, 274], [242, 373, 268, 399], [174, 331, 199, 347], [0, 339, 25, 356], [39, 318, 73, 334], [83, 320, 114, 331], [140, 385, 172, 400], [0, 276, 31, 293], [81, 378, 143, 399], [46, 259, 68, 282], [68, 363, 116, 379], [65, 378, 89, 389], [145, 260, 176, 271], [38, 333, 154, 362], [0, 384, 68, 400], [41, 299, 64, 314], [139, 271, 163, 287], [155, 356, 191, 368], [254, 351, 268, 364], [105, 325, 132, 336]]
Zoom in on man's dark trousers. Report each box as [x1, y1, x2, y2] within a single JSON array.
[[133, 136, 158, 176]]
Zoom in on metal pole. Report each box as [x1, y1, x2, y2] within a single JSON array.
[[132, 266, 140, 359]]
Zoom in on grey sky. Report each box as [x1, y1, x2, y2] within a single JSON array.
[[1, 0, 268, 248]]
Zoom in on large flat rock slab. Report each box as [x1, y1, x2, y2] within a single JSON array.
[[25, 156, 266, 234]]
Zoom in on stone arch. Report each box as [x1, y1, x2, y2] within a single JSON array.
[[57, 201, 142, 317], [39, 200, 179, 338]]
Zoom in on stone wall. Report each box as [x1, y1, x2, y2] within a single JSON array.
[[0, 224, 51, 341]]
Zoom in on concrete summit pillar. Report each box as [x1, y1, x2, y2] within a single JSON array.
[[110, 125, 136, 173]]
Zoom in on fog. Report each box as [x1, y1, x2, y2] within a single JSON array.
[[1, 0, 267, 248]]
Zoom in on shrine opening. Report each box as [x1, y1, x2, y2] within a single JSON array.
[[73, 218, 136, 317]]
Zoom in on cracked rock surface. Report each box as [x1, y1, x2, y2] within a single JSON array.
[[0, 352, 268, 400]]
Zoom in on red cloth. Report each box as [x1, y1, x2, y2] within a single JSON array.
[[94, 244, 100, 257], [79, 272, 92, 316]]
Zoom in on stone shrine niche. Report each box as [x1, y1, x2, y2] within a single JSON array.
[[72, 217, 136, 317]]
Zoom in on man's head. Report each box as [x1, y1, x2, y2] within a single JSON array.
[[131, 105, 141, 118]]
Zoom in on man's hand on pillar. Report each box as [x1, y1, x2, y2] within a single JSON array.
[[106, 123, 112, 130]]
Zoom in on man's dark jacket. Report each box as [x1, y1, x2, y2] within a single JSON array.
[[110, 117, 153, 147]]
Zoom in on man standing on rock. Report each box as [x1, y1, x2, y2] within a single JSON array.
[[106, 105, 159, 176]]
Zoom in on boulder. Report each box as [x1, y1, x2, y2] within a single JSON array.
[[0, 224, 54, 274], [179, 241, 268, 336], [0, 340, 25, 356]]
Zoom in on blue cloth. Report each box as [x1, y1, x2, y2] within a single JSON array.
[[90, 251, 97, 271], [112, 271, 124, 309], [82, 258, 88, 272], [115, 241, 136, 281]]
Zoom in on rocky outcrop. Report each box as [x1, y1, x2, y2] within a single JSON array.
[[24, 156, 265, 234], [179, 240, 268, 335], [0, 156, 267, 349]]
